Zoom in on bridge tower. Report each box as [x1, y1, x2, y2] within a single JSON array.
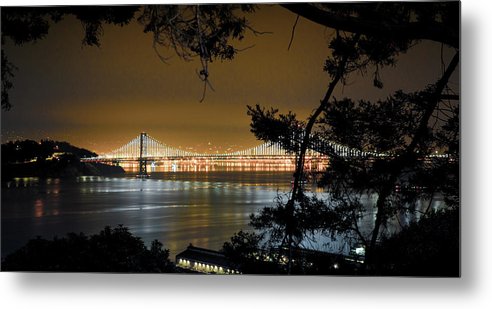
[[139, 132, 148, 177]]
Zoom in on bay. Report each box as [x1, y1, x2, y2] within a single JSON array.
[[1, 171, 293, 258]]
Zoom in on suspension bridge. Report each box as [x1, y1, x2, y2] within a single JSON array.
[[81, 132, 451, 176], [81, 132, 358, 176]]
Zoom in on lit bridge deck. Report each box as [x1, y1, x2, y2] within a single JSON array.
[[80, 133, 451, 174]]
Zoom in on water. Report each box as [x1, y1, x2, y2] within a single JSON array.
[[1, 172, 294, 258], [1, 171, 445, 260]]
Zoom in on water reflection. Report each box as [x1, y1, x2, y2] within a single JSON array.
[[119, 160, 324, 173], [2, 171, 294, 258], [5, 177, 40, 188], [1, 171, 444, 259], [34, 198, 44, 218]]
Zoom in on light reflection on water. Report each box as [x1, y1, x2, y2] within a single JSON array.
[[1, 172, 444, 259], [1, 171, 293, 258]]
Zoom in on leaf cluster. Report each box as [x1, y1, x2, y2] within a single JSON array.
[[1, 225, 175, 272], [1, 6, 139, 47], [246, 104, 303, 153], [249, 193, 362, 250], [1, 6, 140, 109], [374, 207, 459, 276], [139, 4, 255, 62], [318, 2, 458, 87]]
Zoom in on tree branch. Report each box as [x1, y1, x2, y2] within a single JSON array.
[[280, 3, 458, 48], [365, 51, 459, 269], [287, 15, 300, 51]]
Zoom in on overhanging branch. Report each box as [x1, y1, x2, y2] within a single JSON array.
[[280, 3, 458, 48]]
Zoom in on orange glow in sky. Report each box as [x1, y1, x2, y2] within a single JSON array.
[[1, 5, 458, 154]]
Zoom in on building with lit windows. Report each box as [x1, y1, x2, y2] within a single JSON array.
[[175, 244, 240, 274]]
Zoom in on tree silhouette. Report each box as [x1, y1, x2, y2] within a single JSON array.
[[374, 207, 459, 276], [1, 225, 175, 272], [221, 230, 282, 274], [281, 3, 458, 48], [1, 5, 256, 109], [2, 3, 459, 108], [1, 3, 460, 275], [245, 2, 459, 274]]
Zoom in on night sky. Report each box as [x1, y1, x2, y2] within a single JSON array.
[[1, 4, 458, 154]]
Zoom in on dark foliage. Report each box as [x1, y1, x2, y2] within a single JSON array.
[[246, 105, 303, 154], [1, 3, 460, 275], [245, 2, 459, 274], [1, 51, 16, 110], [1, 6, 139, 46], [222, 230, 360, 275], [319, 87, 459, 201], [1, 4, 257, 108], [222, 230, 281, 274], [374, 208, 459, 277], [283, 2, 459, 49], [138, 4, 256, 62], [1, 6, 139, 110], [1, 225, 175, 272]]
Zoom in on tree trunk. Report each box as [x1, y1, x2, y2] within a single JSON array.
[[286, 34, 360, 274], [364, 51, 459, 273]]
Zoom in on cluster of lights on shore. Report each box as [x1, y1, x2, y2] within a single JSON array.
[[177, 258, 240, 274]]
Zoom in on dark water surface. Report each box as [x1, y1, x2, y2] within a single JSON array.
[[2, 171, 445, 260], [1, 172, 294, 258]]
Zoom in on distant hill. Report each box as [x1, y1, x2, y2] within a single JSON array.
[[1, 139, 123, 180], [1, 139, 97, 164]]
